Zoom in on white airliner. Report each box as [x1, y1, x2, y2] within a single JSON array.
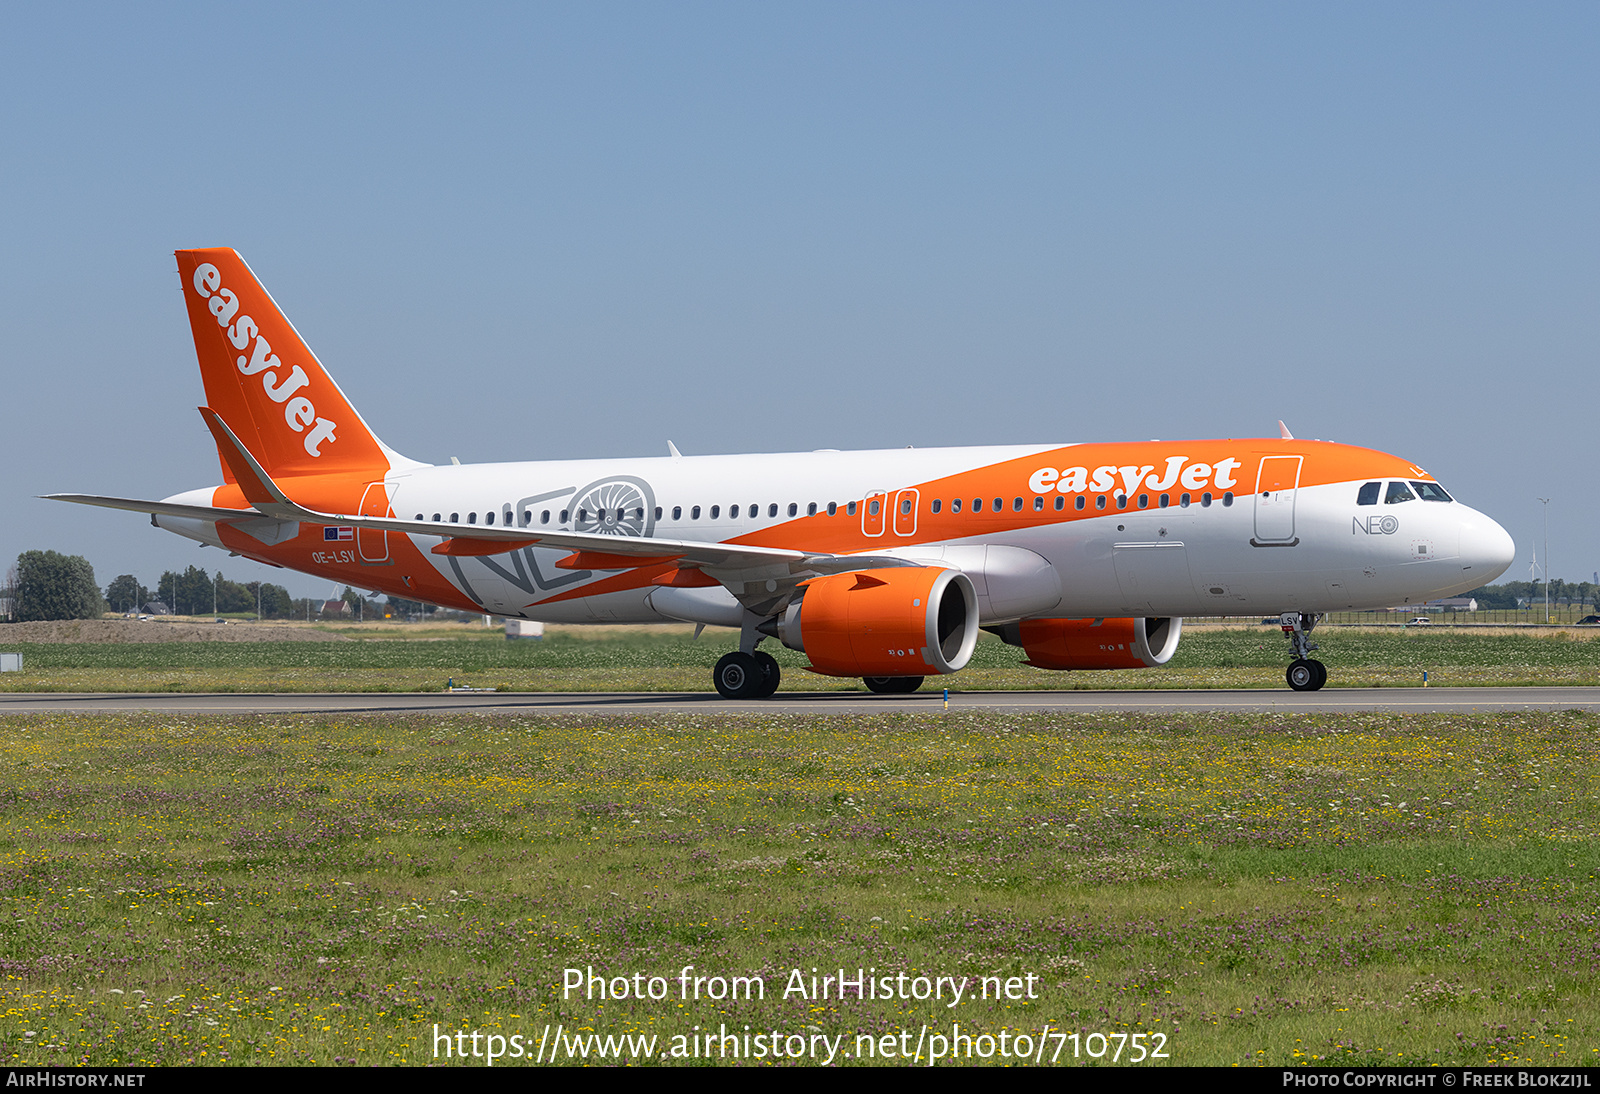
[[49, 249, 1516, 697]]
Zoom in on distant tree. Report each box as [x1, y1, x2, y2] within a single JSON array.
[[244, 582, 295, 618], [1463, 584, 1519, 610], [158, 566, 216, 616], [213, 573, 254, 614], [386, 596, 435, 617], [157, 571, 180, 614], [105, 574, 149, 613], [14, 551, 103, 621]]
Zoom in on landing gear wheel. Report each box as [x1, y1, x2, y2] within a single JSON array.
[[1286, 659, 1326, 692], [714, 652, 763, 699], [863, 676, 925, 695], [753, 651, 781, 698]]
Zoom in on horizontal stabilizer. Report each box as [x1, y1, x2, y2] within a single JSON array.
[[42, 493, 260, 523]]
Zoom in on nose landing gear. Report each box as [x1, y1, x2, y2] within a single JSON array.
[[1279, 612, 1327, 692], [1286, 658, 1327, 691]]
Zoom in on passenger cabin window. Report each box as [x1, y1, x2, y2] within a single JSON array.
[[1357, 482, 1381, 506], [469, 512, 478, 524], [485, 512, 494, 525], [1411, 481, 1453, 502], [691, 506, 701, 519], [1075, 496, 1086, 510], [1385, 482, 1416, 505], [827, 502, 837, 516], [450, 512, 460, 523], [972, 498, 983, 513], [1053, 496, 1064, 510], [787, 503, 797, 517], [432, 513, 441, 522], [672, 506, 682, 520], [541, 510, 550, 524], [847, 501, 858, 516], [769, 504, 778, 517], [710, 505, 720, 519], [807, 503, 817, 516], [932, 499, 942, 513]]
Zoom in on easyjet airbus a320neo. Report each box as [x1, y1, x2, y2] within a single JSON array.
[[50, 249, 1516, 697]]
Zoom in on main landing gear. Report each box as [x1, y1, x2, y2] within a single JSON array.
[[1279, 612, 1327, 692], [713, 650, 781, 699]]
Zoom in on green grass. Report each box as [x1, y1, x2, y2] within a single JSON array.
[[0, 708, 1596, 1066], [1, 626, 1595, 692]]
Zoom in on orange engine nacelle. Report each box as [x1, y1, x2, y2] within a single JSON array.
[[776, 567, 979, 678], [992, 616, 1183, 670]]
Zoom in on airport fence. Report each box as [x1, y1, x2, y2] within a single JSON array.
[[1191, 608, 1598, 628]]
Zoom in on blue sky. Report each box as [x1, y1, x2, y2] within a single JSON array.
[[3, 3, 1596, 599]]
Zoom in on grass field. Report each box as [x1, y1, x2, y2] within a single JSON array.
[[0, 625, 1596, 693], [0, 708, 1595, 1066]]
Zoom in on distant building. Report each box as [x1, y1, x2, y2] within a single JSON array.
[[1385, 598, 1478, 613], [321, 600, 351, 617]]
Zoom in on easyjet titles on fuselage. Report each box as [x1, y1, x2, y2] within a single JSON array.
[[1028, 456, 1242, 499]]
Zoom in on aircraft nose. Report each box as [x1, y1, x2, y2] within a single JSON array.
[[1461, 508, 1516, 584]]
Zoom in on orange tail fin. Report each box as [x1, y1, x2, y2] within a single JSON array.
[[175, 248, 411, 481]]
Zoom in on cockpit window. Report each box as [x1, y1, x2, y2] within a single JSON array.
[[1356, 482, 1381, 506], [1410, 481, 1453, 502], [1384, 481, 1416, 504]]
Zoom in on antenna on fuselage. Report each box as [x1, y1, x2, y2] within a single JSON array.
[[1278, 421, 1294, 440], [667, 440, 683, 459]]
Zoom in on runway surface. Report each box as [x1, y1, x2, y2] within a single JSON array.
[[2, 687, 1598, 715]]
